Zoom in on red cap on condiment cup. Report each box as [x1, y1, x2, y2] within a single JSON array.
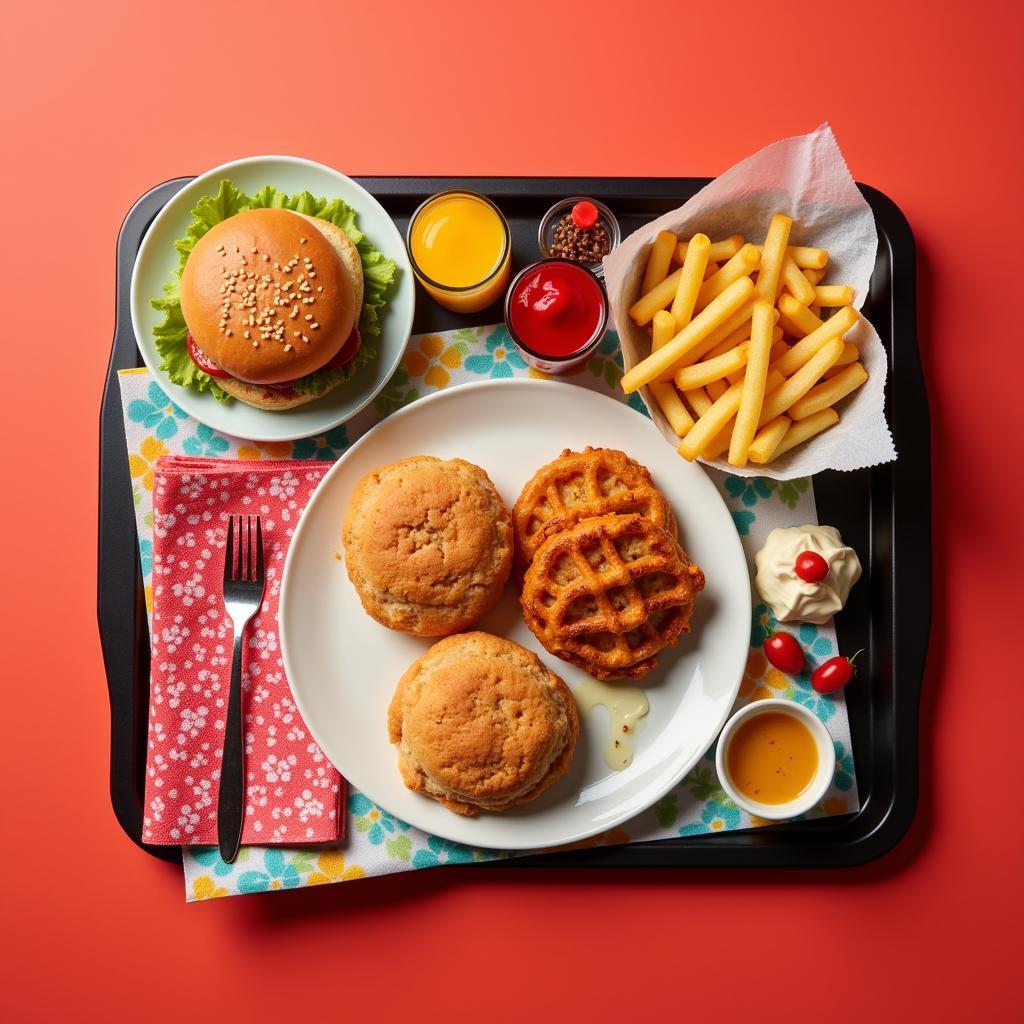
[[571, 201, 599, 230]]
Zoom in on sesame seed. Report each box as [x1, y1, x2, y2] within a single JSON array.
[[299, 237, 307, 244], [244, 330, 250, 338], [226, 330, 232, 336], [300, 333, 309, 343], [284, 343, 293, 352], [250, 247, 257, 254], [317, 286, 323, 292], [308, 272, 316, 279], [310, 322, 319, 329], [304, 313, 313, 321]]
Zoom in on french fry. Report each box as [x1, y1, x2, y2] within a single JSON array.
[[670, 234, 711, 328], [683, 387, 714, 417], [835, 341, 859, 366], [727, 337, 787, 385], [673, 234, 744, 266], [778, 294, 825, 337], [788, 362, 868, 420], [621, 277, 755, 393], [702, 418, 736, 460], [803, 267, 826, 286], [748, 416, 791, 464], [809, 304, 822, 318], [629, 267, 684, 325], [706, 379, 728, 400], [674, 301, 768, 369], [758, 339, 845, 425], [823, 344, 859, 378], [648, 311, 695, 437], [694, 243, 761, 311], [755, 214, 793, 302], [781, 254, 816, 305], [674, 343, 749, 391], [771, 408, 840, 459], [753, 244, 829, 269], [703, 261, 720, 280], [641, 230, 678, 295], [773, 306, 858, 377], [678, 369, 785, 461], [814, 285, 854, 307], [728, 300, 775, 467], [708, 324, 782, 362], [787, 245, 828, 269]]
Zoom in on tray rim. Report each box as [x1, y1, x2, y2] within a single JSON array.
[[98, 174, 929, 870]]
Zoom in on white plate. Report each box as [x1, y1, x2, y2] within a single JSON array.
[[130, 155, 415, 442], [280, 379, 750, 849]]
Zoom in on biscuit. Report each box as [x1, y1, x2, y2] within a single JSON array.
[[343, 457, 513, 636], [513, 447, 676, 571], [387, 632, 579, 815]]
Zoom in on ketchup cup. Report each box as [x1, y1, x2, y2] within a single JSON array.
[[504, 258, 609, 375]]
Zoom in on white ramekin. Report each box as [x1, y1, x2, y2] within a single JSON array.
[[715, 699, 836, 820]]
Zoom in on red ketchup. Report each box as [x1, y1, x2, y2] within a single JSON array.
[[505, 259, 608, 373]]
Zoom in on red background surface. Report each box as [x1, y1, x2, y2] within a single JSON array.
[[1, 1, 1020, 1020]]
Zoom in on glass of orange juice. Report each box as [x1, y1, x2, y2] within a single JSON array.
[[406, 190, 511, 313]]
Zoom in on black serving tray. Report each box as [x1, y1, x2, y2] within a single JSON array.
[[99, 176, 929, 868]]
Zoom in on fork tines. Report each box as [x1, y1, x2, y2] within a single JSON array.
[[223, 514, 264, 583]]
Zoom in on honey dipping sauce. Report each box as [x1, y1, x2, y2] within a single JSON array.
[[725, 711, 819, 804], [408, 192, 510, 312]]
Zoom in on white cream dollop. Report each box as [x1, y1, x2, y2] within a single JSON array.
[[754, 525, 861, 625]]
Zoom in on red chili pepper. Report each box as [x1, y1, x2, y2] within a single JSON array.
[[811, 649, 864, 694], [571, 201, 599, 230], [795, 550, 829, 583], [763, 630, 806, 675]]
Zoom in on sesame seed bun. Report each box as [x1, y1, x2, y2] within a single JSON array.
[[180, 207, 359, 386]]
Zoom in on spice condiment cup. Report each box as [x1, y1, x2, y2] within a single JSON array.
[[538, 196, 620, 278]]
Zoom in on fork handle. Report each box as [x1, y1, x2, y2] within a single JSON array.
[[217, 630, 246, 864]]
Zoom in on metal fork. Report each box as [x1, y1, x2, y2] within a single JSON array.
[[217, 515, 266, 864]]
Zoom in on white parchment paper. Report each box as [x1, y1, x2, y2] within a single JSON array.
[[603, 124, 897, 479]]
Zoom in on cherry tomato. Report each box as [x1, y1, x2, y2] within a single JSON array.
[[324, 324, 362, 370], [763, 631, 806, 675], [811, 649, 863, 694], [795, 550, 829, 583], [187, 332, 231, 378]]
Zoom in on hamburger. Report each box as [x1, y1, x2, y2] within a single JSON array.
[[178, 207, 366, 410]]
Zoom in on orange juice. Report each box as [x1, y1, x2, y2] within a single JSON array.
[[407, 191, 511, 313], [725, 710, 819, 804]]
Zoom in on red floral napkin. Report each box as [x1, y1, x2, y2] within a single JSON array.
[[142, 456, 344, 846]]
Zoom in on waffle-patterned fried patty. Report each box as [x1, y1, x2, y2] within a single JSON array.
[[512, 447, 676, 570], [520, 513, 704, 681]]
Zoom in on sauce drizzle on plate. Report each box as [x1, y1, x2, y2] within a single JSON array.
[[574, 678, 649, 771]]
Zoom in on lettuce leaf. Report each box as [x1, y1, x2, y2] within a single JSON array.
[[151, 179, 398, 403]]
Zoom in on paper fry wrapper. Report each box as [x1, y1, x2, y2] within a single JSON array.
[[603, 124, 897, 479]]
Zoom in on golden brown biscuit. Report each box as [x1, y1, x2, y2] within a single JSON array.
[[520, 513, 704, 681], [513, 447, 677, 571], [387, 632, 579, 815], [343, 456, 513, 636]]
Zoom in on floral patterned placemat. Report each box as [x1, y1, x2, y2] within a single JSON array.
[[118, 325, 859, 900]]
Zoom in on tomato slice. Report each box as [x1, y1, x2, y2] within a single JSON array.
[[187, 333, 231, 378], [324, 324, 362, 370]]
